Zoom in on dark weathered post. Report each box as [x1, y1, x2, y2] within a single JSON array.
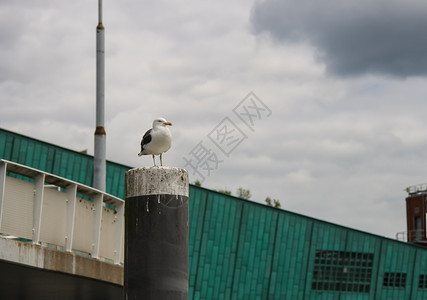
[[124, 167, 189, 300]]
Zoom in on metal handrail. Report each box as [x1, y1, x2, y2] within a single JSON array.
[[0, 159, 124, 264], [405, 183, 427, 195], [396, 229, 426, 243]]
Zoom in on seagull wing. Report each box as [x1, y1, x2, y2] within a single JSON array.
[[140, 129, 152, 151]]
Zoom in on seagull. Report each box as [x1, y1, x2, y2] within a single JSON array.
[[138, 117, 172, 166]]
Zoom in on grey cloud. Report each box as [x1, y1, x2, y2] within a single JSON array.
[[250, 0, 427, 77]]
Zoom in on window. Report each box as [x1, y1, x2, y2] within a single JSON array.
[[311, 250, 374, 293], [383, 272, 406, 288], [419, 275, 427, 289], [414, 216, 423, 241]]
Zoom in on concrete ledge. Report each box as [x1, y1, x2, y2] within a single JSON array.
[[0, 236, 123, 285]]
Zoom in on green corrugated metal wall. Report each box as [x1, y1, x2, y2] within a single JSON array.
[[189, 185, 427, 299], [0, 128, 128, 198], [2, 128, 427, 299]]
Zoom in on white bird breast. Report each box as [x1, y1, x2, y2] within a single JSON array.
[[145, 126, 171, 155]]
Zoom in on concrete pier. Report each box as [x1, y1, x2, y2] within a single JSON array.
[[124, 167, 189, 300]]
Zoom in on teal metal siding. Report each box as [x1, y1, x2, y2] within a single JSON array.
[[3, 128, 427, 299], [188, 185, 427, 299], [412, 250, 427, 299], [0, 128, 129, 198]]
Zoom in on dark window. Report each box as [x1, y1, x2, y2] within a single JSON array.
[[383, 272, 406, 288], [419, 275, 427, 289], [415, 216, 423, 240], [312, 250, 373, 293]]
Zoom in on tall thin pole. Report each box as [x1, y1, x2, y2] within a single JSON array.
[[94, 0, 106, 191]]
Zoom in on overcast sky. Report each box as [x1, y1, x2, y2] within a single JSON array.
[[2, 0, 427, 239]]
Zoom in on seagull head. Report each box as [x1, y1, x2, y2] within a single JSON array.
[[153, 117, 172, 128]]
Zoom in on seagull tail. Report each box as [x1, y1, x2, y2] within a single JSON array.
[[138, 152, 143, 157]]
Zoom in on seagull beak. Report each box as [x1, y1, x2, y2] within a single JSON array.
[[164, 122, 172, 126]]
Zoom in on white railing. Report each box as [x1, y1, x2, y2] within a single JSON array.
[[405, 183, 427, 195], [396, 230, 427, 244], [0, 159, 124, 264], [395, 231, 408, 242]]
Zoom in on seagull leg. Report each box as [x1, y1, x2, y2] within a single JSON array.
[[152, 155, 156, 166], [160, 153, 163, 166]]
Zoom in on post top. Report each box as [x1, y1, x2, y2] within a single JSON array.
[[125, 166, 189, 198]]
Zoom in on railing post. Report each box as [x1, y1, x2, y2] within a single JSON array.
[[0, 161, 6, 231], [114, 202, 124, 264], [65, 183, 77, 252], [124, 166, 189, 300], [33, 173, 45, 244], [92, 193, 103, 259]]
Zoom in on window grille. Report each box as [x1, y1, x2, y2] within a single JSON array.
[[419, 275, 427, 289], [312, 250, 374, 293], [383, 272, 406, 288]]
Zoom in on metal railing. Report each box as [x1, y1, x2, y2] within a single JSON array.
[[396, 230, 427, 243], [0, 159, 124, 264], [405, 183, 427, 195]]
